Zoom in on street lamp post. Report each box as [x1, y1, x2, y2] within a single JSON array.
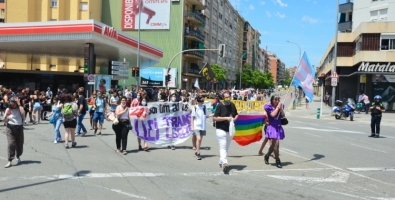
[[286, 40, 301, 109]]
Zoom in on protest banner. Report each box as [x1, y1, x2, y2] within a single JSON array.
[[129, 102, 192, 146]]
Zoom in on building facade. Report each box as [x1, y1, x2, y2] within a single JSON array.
[[0, 0, 4, 23], [317, 0, 395, 111], [268, 52, 278, 83]]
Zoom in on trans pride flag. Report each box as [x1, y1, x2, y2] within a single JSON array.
[[233, 115, 265, 146], [293, 52, 316, 102]]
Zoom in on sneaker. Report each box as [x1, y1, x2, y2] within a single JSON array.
[[374, 134, 380, 138], [97, 132, 101, 136], [116, 149, 121, 153], [138, 145, 143, 151], [32, 121, 38, 125], [171, 145, 175, 150], [94, 128, 98, 134], [222, 164, 229, 174], [65, 144, 69, 149], [71, 142, 77, 147], [54, 140, 58, 144], [123, 150, 127, 155], [4, 161, 11, 168], [16, 158, 21, 165], [81, 131, 87, 137], [369, 134, 376, 138], [75, 133, 81, 137], [195, 153, 202, 160]]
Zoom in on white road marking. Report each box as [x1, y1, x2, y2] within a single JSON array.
[[0, 156, 7, 160], [268, 171, 350, 183], [281, 148, 298, 154], [111, 189, 150, 199], [347, 168, 395, 172], [235, 168, 333, 173], [302, 132, 322, 137], [290, 127, 364, 134], [350, 144, 388, 153]]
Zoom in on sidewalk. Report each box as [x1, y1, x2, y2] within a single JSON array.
[[286, 95, 395, 126]]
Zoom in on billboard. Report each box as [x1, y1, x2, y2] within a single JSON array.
[[95, 75, 112, 94], [140, 68, 178, 88], [122, 0, 170, 30]]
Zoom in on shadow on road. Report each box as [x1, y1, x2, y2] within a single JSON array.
[[270, 161, 293, 167], [229, 165, 247, 171], [20, 160, 41, 165], [71, 145, 88, 149], [303, 154, 325, 162]]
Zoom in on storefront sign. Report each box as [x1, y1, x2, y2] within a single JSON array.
[[358, 62, 395, 72], [102, 26, 118, 40], [372, 74, 395, 83], [122, 0, 171, 30], [140, 68, 177, 88], [129, 102, 192, 146], [360, 74, 366, 83]]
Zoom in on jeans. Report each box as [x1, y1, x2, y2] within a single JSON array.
[[76, 113, 87, 134], [371, 115, 381, 135], [112, 122, 130, 151], [365, 103, 370, 114], [53, 118, 62, 141], [6, 124, 24, 161], [216, 129, 231, 165]]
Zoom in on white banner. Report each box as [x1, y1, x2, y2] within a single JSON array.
[[129, 102, 192, 146]]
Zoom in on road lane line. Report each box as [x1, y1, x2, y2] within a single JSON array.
[[350, 144, 388, 153], [347, 168, 395, 172], [290, 127, 364, 134], [79, 180, 151, 199], [234, 168, 333, 173], [302, 132, 322, 137], [281, 148, 298, 154]]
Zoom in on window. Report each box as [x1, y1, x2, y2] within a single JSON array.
[[50, 19, 57, 21], [0, 0, 4, 3], [381, 35, 395, 50], [379, 9, 387, 21], [51, 0, 58, 8], [371, 9, 388, 21], [80, 2, 88, 11]]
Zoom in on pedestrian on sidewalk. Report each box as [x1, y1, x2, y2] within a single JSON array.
[[264, 95, 285, 168], [62, 94, 78, 148], [47, 97, 63, 143], [360, 92, 370, 114], [76, 91, 88, 136], [113, 96, 130, 155], [369, 95, 385, 138], [214, 92, 238, 174], [3, 96, 25, 168], [191, 95, 210, 160], [305, 97, 309, 109], [93, 91, 106, 136]]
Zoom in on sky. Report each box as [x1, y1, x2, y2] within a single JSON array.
[[229, 0, 339, 69]]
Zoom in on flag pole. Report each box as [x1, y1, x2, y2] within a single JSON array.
[[283, 52, 304, 110]]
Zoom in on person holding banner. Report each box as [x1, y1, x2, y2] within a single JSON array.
[[214, 92, 238, 174], [113, 96, 130, 155], [137, 96, 149, 151]]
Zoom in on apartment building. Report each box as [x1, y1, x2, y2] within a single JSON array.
[[277, 59, 286, 84], [260, 48, 271, 72], [288, 66, 298, 78], [317, 0, 395, 111]]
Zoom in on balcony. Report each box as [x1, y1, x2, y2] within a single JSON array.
[[182, 64, 202, 77], [338, 21, 352, 32], [339, 2, 353, 13], [185, 0, 205, 10], [185, 31, 205, 42], [183, 50, 204, 59], [184, 12, 206, 25]]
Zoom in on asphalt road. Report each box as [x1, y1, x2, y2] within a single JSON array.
[[1, 108, 395, 199]]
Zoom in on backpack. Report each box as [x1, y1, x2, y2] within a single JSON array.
[[195, 105, 206, 115], [62, 104, 74, 119]]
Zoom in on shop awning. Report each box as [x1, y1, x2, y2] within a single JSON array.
[[0, 20, 163, 67]]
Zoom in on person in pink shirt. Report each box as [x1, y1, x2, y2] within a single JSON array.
[[131, 94, 141, 107], [360, 92, 370, 114]]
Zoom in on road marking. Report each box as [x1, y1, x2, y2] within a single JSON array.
[[235, 168, 333, 173], [350, 144, 388, 153], [80, 180, 151, 199], [290, 127, 364, 134], [281, 148, 298, 154], [347, 167, 395, 172], [268, 171, 350, 183], [302, 132, 322, 137]]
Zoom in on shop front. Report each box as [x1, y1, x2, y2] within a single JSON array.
[[338, 61, 395, 111]]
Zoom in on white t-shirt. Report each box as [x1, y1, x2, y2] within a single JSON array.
[[191, 104, 208, 131], [110, 96, 119, 111]]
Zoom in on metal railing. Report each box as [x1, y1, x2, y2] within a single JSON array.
[[184, 12, 206, 24], [185, 31, 205, 41], [183, 50, 204, 58]]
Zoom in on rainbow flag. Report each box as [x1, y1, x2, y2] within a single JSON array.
[[233, 115, 265, 146]]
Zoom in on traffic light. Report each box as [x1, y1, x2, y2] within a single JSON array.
[[132, 68, 136, 77], [165, 74, 171, 84], [135, 68, 140, 77], [219, 44, 226, 57]]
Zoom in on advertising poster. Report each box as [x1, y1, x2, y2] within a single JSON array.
[[122, 0, 171, 30], [372, 82, 395, 111], [140, 68, 164, 86], [372, 74, 395, 83], [95, 75, 111, 94], [129, 102, 192, 146]]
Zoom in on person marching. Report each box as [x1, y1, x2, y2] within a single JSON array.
[[213, 92, 238, 174], [93, 91, 107, 136], [62, 94, 78, 149], [190, 95, 210, 160], [369, 95, 385, 138], [3, 96, 25, 168], [113, 96, 130, 155]]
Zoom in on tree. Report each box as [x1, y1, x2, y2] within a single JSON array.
[[281, 70, 292, 87], [240, 64, 254, 88], [262, 71, 275, 88], [237, 64, 275, 89], [211, 64, 227, 82]]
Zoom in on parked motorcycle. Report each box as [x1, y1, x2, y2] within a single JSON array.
[[332, 98, 356, 121], [355, 102, 365, 114]]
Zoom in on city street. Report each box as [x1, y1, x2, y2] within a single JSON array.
[[1, 104, 395, 199]]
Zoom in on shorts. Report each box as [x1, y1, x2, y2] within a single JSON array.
[[192, 130, 206, 136], [33, 103, 42, 111], [63, 119, 77, 128], [89, 109, 95, 116], [93, 112, 105, 124]]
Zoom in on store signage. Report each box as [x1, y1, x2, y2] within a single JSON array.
[[358, 62, 395, 72], [102, 26, 118, 40]]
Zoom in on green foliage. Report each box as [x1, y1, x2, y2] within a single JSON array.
[[237, 64, 275, 88], [281, 69, 292, 87], [211, 64, 227, 82]]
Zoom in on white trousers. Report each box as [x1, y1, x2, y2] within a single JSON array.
[[216, 129, 231, 165]]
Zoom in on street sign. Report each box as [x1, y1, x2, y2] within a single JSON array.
[[111, 61, 129, 66], [112, 75, 128, 80], [330, 70, 339, 78], [87, 82, 95, 85], [87, 74, 95, 82], [331, 78, 337, 86], [111, 66, 129, 70], [111, 70, 129, 75]]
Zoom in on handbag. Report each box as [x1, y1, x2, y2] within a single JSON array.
[[49, 116, 55, 124], [229, 117, 235, 138], [281, 117, 288, 125]]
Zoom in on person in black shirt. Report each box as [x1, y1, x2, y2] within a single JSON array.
[[369, 95, 386, 138], [214, 91, 238, 174], [76, 91, 88, 136]]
